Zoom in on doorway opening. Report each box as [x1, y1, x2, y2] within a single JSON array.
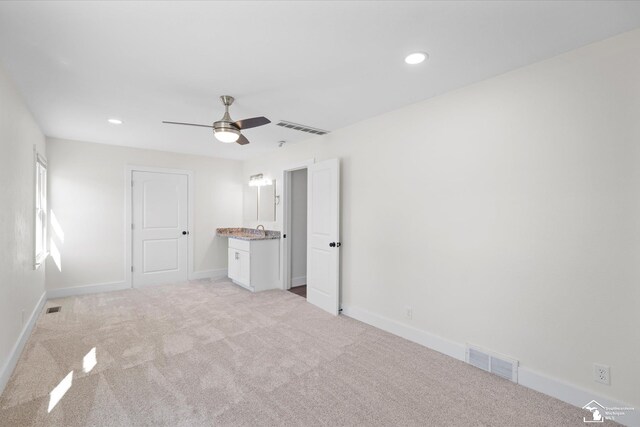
[[285, 168, 308, 298], [282, 158, 340, 315]]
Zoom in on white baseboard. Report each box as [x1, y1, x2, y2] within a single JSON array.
[[291, 276, 307, 287], [46, 270, 228, 299], [518, 368, 638, 426], [341, 304, 637, 427], [0, 291, 47, 396], [47, 281, 129, 299], [189, 268, 228, 281], [341, 305, 466, 361]]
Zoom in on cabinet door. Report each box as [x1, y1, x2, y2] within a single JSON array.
[[228, 248, 239, 280], [237, 250, 251, 285]]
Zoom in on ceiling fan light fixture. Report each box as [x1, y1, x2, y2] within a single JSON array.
[[163, 95, 270, 146], [214, 128, 240, 143]]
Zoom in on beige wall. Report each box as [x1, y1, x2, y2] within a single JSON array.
[[0, 65, 47, 389], [243, 30, 640, 407], [45, 138, 244, 291]]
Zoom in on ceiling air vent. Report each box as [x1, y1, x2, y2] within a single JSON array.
[[276, 120, 329, 136], [466, 345, 519, 383]]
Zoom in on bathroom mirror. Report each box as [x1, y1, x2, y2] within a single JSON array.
[[243, 185, 258, 222], [245, 180, 276, 222], [258, 180, 276, 222]]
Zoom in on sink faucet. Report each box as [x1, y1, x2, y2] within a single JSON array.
[[256, 224, 265, 235]]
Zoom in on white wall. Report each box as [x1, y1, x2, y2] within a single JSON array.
[[0, 65, 47, 391], [243, 30, 640, 409], [45, 138, 244, 292], [290, 169, 307, 285]]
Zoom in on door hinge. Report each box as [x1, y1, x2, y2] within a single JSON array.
[[131, 266, 133, 272], [131, 223, 134, 230]]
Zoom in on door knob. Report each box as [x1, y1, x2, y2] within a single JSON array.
[[182, 231, 189, 235], [329, 242, 336, 247]]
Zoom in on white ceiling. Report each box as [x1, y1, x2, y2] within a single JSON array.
[[1, 1, 639, 160]]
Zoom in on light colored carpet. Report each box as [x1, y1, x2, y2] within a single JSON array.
[[0, 278, 608, 426]]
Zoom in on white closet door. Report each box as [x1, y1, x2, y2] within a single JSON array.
[[132, 171, 188, 287]]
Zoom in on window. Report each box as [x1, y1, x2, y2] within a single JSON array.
[[34, 152, 47, 268]]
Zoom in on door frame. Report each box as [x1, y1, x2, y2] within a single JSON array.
[[280, 159, 315, 291], [124, 165, 194, 288]]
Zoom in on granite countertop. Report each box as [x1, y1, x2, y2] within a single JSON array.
[[216, 227, 281, 241]]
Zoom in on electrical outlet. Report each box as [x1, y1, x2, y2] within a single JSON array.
[[405, 306, 413, 320], [593, 363, 610, 385]]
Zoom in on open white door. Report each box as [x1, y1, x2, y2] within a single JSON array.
[[132, 171, 189, 287], [306, 158, 340, 315]]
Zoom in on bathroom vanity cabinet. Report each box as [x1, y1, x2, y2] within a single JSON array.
[[227, 237, 279, 292]]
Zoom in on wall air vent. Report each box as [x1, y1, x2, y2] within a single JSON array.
[[466, 345, 519, 383], [46, 306, 62, 314], [276, 120, 329, 136]]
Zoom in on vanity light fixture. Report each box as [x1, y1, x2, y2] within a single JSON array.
[[249, 173, 272, 187], [405, 52, 428, 65]]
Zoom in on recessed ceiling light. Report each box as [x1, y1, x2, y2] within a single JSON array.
[[405, 52, 428, 65], [107, 118, 123, 125]]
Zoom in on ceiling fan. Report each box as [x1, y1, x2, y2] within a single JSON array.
[[163, 95, 270, 145]]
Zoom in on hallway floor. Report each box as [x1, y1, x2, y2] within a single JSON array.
[[288, 285, 306, 298]]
